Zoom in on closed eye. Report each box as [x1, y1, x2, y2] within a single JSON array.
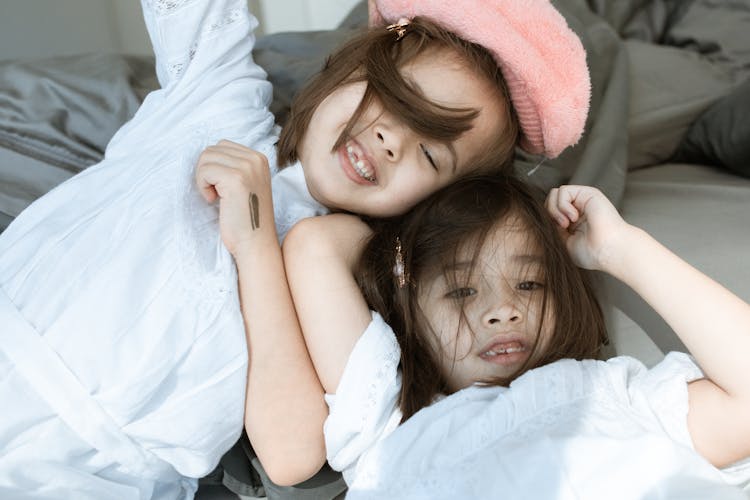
[[445, 287, 476, 299], [421, 143, 438, 172]]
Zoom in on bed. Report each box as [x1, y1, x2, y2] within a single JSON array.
[[1, 1, 748, 498]]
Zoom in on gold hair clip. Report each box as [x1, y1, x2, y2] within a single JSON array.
[[386, 17, 411, 41], [393, 237, 408, 288]]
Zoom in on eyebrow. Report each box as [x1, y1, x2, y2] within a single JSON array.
[[511, 254, 543, 265], [404, 76, 459, 174], [442, 254, 543, 273]]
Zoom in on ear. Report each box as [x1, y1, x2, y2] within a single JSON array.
[[368, 0, 386, 26]]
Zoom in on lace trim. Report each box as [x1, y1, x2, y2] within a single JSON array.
[[165, 8, 245, 81], [167, 61, 187, 80], [144, 0, 200, 16], [204, 8, 244, 35], [362, 334, 400, 429], [173, 124, 235, 302]]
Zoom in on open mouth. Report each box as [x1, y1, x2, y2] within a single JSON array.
[[482, 345, 526, 356], [345, 141, 376, 182], [479, 340, 528, 365]]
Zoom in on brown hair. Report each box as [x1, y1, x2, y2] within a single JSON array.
[[277, 16, 519, 176], [357, 174, 608, 421]]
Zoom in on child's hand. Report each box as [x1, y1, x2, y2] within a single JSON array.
[[545, 185, 631, 272], [195, 140, 275, 256]]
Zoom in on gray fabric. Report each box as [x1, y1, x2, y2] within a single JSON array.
[[198, 433, 347, 500], [626, 39, 738, 169], [0, 53, 156, 232], [0, 53, 155, 170], [521, 0, 630, 205], [0, 146, 72, 225], [673, 80, 750, 177], [602, 162, 750, 353], [254, 28, 362, 127], [584, 0, 750, 170], [251, 457, 347, 500]]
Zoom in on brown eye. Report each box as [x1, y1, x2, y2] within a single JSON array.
[[445, 287, 476, 299], [517, 281, 544, 291]]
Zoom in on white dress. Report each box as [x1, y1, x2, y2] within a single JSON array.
[[325, 312, 750, 499], [0, 1, 325, 499]]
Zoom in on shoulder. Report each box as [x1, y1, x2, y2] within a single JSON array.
[[273, 162, 329, 241]]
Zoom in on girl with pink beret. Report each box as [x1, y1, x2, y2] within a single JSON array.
[[0, 0, 592, 496]]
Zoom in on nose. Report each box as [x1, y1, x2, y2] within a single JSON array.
[[373, 120, 409, 163], [483, 302, 523, 327]]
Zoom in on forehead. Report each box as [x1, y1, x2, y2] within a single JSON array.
[[400, 48, 506, 171], [460, 217, 542, 274], [420, 215, 542, 290]]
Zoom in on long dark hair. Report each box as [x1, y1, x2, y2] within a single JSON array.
[[356, 174, 608, 421], [276, 17, 519, 175]]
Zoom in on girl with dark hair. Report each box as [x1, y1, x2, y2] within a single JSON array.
[[284, 175, 750, 497]]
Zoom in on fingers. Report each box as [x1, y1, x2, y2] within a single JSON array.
[[546, 185, 600, 229], [546, 187, 576, 229], [199, 141, 267, 169], [195, 141, 270, 203], [196, 171, 218, 203], [196, 162, 246, 200]]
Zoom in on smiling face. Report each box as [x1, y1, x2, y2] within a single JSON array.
[[417, 216, 555, 392], [297, 48, 507, 218]]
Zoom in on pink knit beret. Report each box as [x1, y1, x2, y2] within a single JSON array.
[[369, 0, 591, 159]]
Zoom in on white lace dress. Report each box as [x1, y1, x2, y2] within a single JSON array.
[[325, 312, 750, 499], [0, 1, 325, 499]]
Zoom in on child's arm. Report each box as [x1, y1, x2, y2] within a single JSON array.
[[282, 214, 373, 394], [195, 141, 328, 486], [284, 215, 405, 475], [547, 185, 750, 468], [110, 1, 274, 157]]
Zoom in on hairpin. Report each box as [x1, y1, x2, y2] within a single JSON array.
[[393, 237, 408, 288], [386, 17, 411, 41]]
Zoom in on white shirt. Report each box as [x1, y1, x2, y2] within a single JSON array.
[[325, 312, 750, 499], [0, 1, 324, 498]]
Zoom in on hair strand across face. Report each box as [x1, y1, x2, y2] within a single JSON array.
[[277, 17, 519, 178]]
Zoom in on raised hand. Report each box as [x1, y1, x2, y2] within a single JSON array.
[[195, 140, 275, 256], [545, 185, 630, 272]]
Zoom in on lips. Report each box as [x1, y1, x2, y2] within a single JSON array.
[[341, 139, 376, 183], [479, 336, 529, 366]]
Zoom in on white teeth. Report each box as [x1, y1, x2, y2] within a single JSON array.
[[346, 142, 375, 182], [483, 346, 526, 356]]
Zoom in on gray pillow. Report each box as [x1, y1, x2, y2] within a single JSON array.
[[672, 80, 750, 178], [0, 53, 157, 231]]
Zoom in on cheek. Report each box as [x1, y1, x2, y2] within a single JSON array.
[[531, 299, 556, 352], [387, 176, 440, 214], [423, 304, 455, 349], [434, 309, 472, 359]]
